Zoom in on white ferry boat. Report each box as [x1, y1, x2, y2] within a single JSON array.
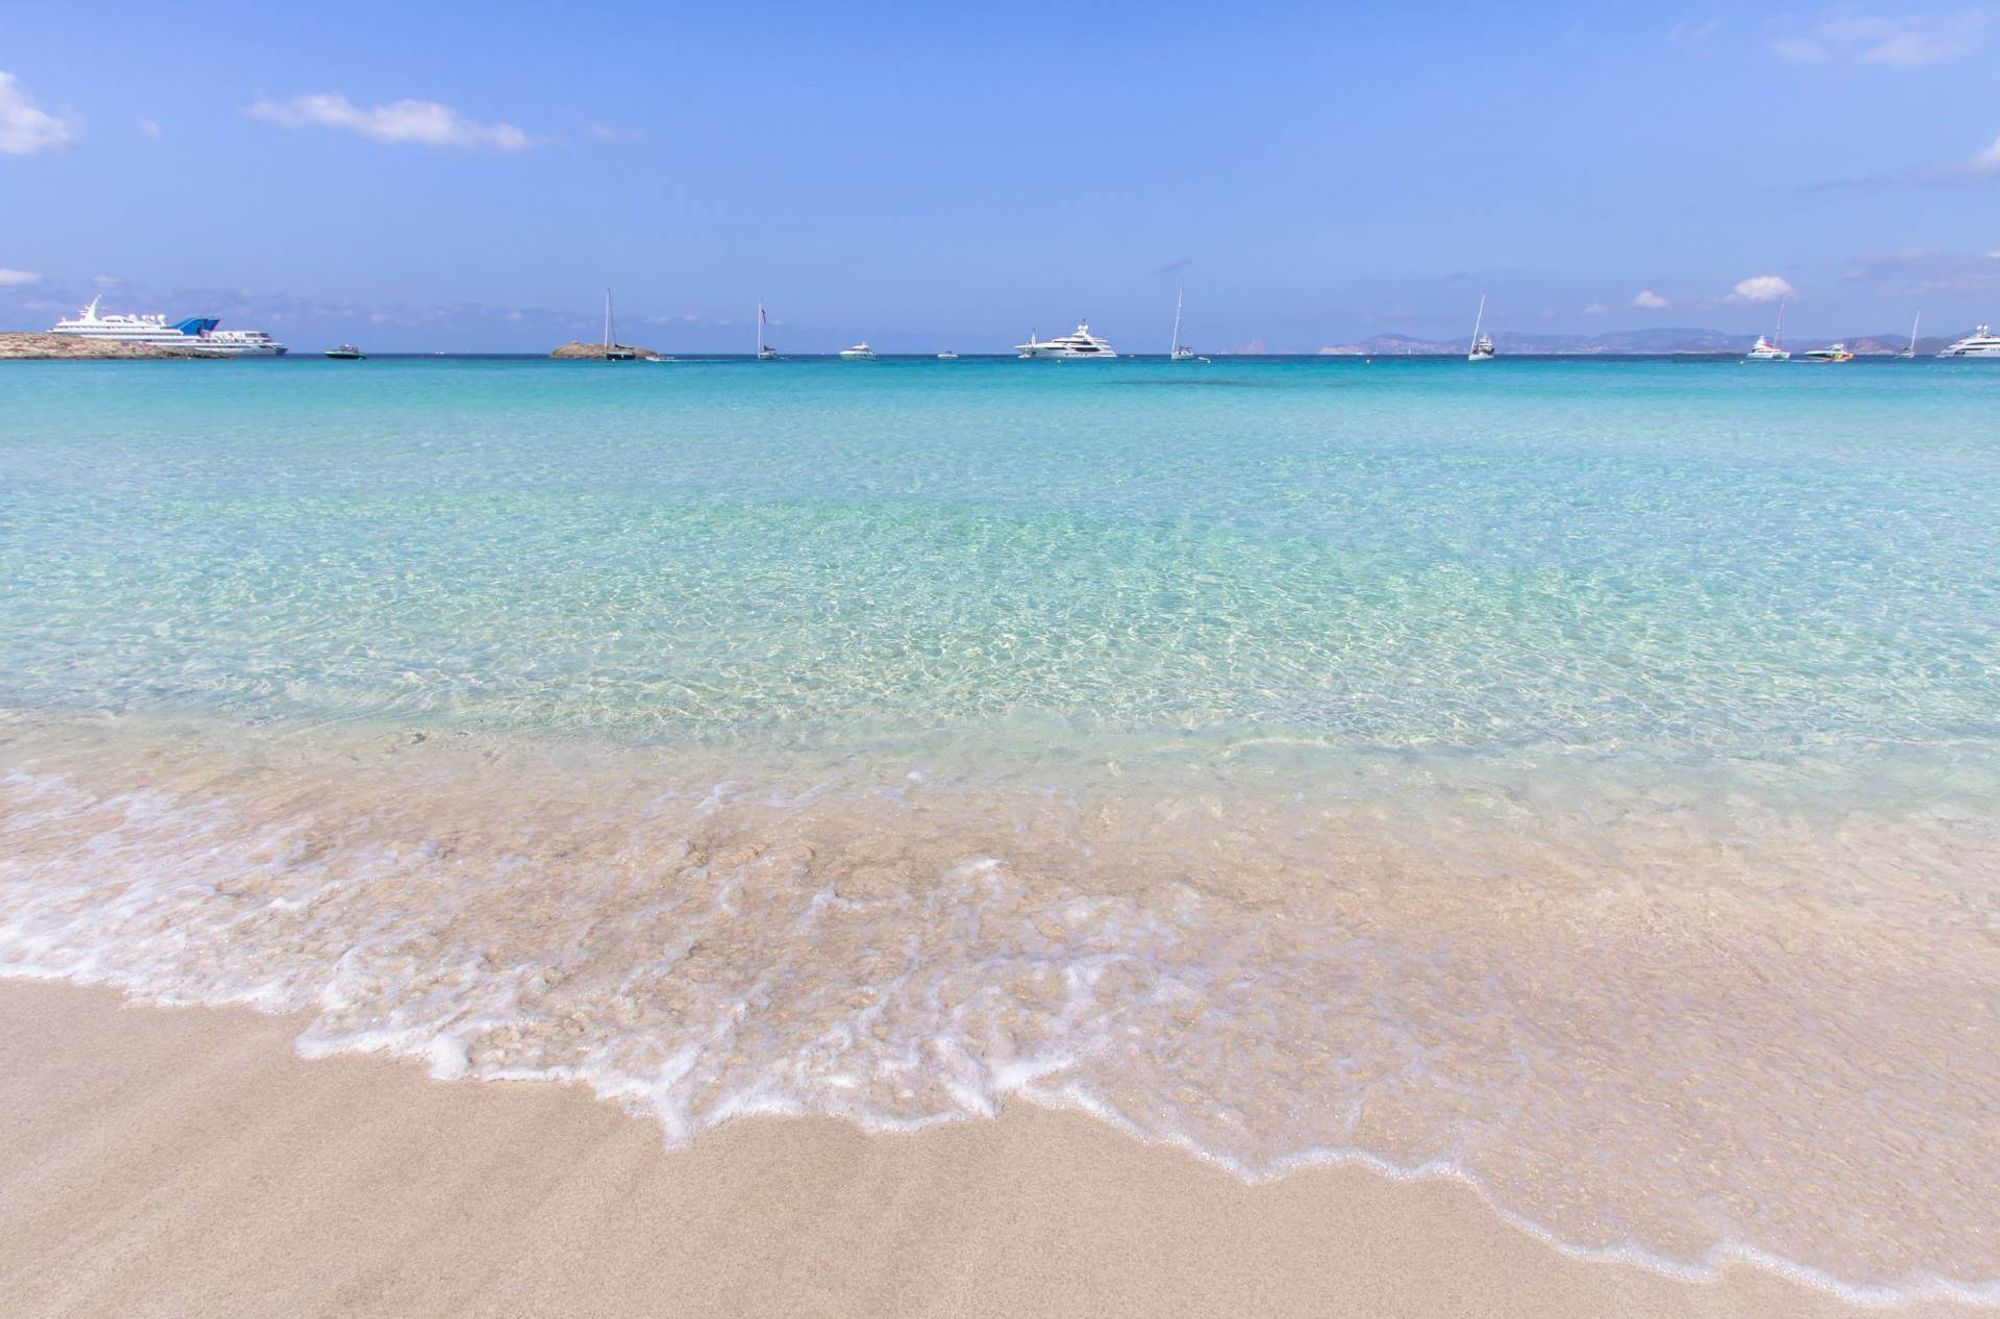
[[1937, 325, 2000, 358], [196, 329, 289, 357], [48, 297, 287, 355], [838, 342, 877, 360], [1016, 321, 1116, 359]]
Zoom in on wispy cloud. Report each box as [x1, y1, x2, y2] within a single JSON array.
[[137, 118, 163, 140], [245, 93, 540, 150], [1841, 247, 2000, 296], [1583, 302, 1608, 315], [1154, 257, 1195, 275], [1727, 275, 1796, 303], [1815, 130, 2000, 189], [1770, 10, 1984, 67], [0, 72, 76, 155], [1630, 289, 1670, 309], [0, 267, 41, 286]]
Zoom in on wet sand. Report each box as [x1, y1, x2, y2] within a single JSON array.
[[0, 980, 1974, 1319]]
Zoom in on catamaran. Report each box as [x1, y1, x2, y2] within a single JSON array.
[[755, 301, 779, 360], [1900, 312, 1920, 359], [1937, 325, 2000, 358], [1015, 321, 1117, 359], [1467, 296, 1495, 361], [1169, 285, 1195, 361], [1745, 301, 1790, 361]]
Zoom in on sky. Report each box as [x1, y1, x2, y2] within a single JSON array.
[[2, 3, 1996, 352]]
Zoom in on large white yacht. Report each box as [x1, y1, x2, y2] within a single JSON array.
[[1015, 321, 1116, 358], [1938, 325, 2000, 358], [48, 297, 287, 355], [49, 297, 218, 346]]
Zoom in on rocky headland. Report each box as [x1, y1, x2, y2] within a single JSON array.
[[549, 341, 666, 361], [0, 332, 211, 360]]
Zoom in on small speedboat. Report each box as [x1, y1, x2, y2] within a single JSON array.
[[937, 350, 959, 360], [1801, 343, 1854, 362], [324, 344, 365, 360], [839, 342, 877, 360]]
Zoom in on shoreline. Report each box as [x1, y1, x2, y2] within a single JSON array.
[[0, 979, 1983, 1318]]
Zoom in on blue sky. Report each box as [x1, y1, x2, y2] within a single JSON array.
[[2, 3, 1995, 351]]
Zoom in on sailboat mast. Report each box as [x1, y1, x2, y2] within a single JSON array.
[[1171, 284, 1185, 355], [603, 288, 613, 350], [1775, 300, 1785, 351], [1910, 311, 1921, 354], [756, 301, 764, 356], [1471, 294, 1486, 350]]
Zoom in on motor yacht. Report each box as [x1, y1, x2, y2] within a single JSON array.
[[1015, 321, 1116, 358], [838, 342, 878, 360], [1801, 343, 1854, 362], [324, 345, 366, 360], [1937, 325, 2000, 358]]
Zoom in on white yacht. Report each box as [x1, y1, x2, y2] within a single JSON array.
[[48, 297, 219, 347], [1015, 321, 1116, 359], [756, 301, 778, 359], [838, 342, 877, 360], [1169, 285, 1195, 361], [937, 351, 959, 360], [49, 297, 287, 355], [1801, 343, 1854, 363], [1938, 325, 2000, 358], [1745, 300, 1790, 361], [1467, 295, 1495, 361]]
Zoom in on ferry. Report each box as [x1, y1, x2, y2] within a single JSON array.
[[197, 329, 289, 357], [1016, 321, 1117, 359], [1801, 343, 1854, 363], [838, 342, 878, 360], [1937, 325, 2000, 358]]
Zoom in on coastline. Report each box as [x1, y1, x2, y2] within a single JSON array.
[[2, 979, 1977, 1319], [0, 332, 210, 360]]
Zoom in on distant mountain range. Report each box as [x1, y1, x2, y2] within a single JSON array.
[[1314, 327, 1956, 356]]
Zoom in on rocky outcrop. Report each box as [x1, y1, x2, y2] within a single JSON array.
[[549, 341, 665, 361], [0, 332, 211, 360]]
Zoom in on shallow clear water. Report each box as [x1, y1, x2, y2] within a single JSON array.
[[3, 356, 1996, 1301]]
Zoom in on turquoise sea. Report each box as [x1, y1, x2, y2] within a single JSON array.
[[3, 356, 1997, 1302]]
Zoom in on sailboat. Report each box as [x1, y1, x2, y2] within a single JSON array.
[[1900, 311, 1921, 359], [1169, 284, 1196, 361], [1467, 295, 1496, 361], [1746, 301, 1790, 361], [756, 301, 778, 360], [602, 288, 636, 361]]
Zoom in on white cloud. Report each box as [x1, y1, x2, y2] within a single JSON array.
[[1727, 275, 1797, 303], [0, 268, 41, 286], [1771, 12, 1983, 68], [245, 93, 538, 150], [138, 118, 163, 139], [92, 273, 123, 289], [1583, 302, 1608, 315], [0, 72, 75, 154], [1630, 289, 1670, 308]]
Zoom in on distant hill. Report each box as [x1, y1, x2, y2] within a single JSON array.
[[1317, 327, 1971, 356]]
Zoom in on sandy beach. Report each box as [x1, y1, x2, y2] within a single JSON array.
[[0, 980, 1975, 1319]]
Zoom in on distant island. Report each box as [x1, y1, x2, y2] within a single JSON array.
[[549, 341, 666, 361], [1316, 327, 1946, 357], [0, 332, 211, 360]]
